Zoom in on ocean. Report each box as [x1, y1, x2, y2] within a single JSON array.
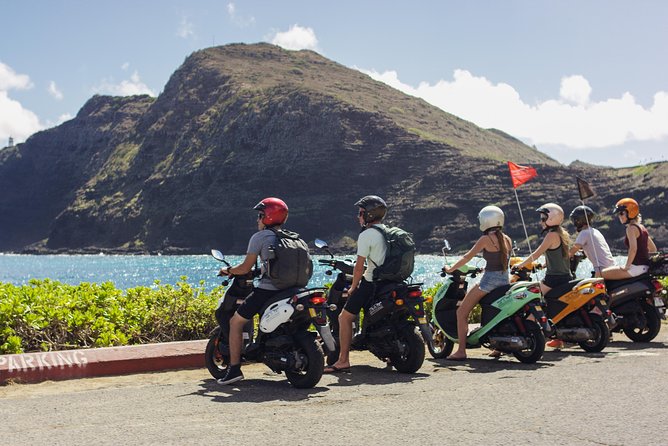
[[0, 253, 608, 291]]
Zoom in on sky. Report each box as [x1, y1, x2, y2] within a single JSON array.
[[1, 1, 667, 167]]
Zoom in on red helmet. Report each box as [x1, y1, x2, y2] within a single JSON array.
[[254, 197, 288, 226]]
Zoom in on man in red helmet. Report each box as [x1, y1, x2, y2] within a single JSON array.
[[217, 197, 289, 385]]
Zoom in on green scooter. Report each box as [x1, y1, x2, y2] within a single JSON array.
[[427, 240, 552, 364]]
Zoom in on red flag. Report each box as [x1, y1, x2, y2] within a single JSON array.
[[508, 161, 538, 188]]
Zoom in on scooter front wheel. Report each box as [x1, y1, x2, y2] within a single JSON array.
[[427, 324, 454, 359], [204, 329, 229, 380]]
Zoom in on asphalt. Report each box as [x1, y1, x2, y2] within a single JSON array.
[[0, 340, 207, 384]]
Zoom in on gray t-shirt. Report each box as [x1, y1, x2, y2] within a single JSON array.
[[247, 229, 279, 291], [575, 227, 616, 273]]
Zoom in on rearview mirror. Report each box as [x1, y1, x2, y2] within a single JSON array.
[[443, 239, 451, 251], [210, 249, 225, 262], [314, 239, 328, 249]]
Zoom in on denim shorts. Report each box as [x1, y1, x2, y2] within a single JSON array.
[[479, 270, 510, 293]]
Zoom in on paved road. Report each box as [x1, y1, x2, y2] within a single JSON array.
[[2, 329, 668, 446]]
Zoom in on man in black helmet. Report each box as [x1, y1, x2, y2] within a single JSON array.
[[568, 205, 615, 277], [324, 195, 388, 373]]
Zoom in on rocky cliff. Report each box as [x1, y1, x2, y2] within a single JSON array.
[[0, 43, 665, 254]]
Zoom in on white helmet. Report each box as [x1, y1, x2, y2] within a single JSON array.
[[478, 205, 505, 232], [536, 203, 564, 226]]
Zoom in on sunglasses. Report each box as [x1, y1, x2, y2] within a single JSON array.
[[257, 213, 265, 220], [540, 216, 548, 222]]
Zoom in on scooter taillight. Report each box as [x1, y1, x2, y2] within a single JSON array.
[[408, 289, 422, 298], [309, 293, 326, 305], [652, 280, 664, 293], [594, 282, 606, 290], [528, 286, 540, 294]]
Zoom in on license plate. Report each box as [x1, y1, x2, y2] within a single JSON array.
[[309, 308, 316, 318], [654, 297, 665, 308], [590, 306, 603, 316], [418, 317, 427, 324], [534, 305, 542, 312]]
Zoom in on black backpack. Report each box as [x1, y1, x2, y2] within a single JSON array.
[[266, 228, 313, 289], [370, 224, 416, 282]]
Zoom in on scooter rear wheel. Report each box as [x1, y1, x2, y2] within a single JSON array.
[[623, 302, 661, 342], [389, 326, 426, 373], [285, 336, 325, 389], [578, 314, 609, 352], [512, 321, 545, 364]]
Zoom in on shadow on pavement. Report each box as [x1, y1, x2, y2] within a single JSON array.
[[185, 377, 330, 403], [426, 356, 554, 373], [606, 339, 667, 350], [323, 364, 429, 387]]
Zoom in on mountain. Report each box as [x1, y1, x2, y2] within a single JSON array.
[[0, 43, 666, 254]]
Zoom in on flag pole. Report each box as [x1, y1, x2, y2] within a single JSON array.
[[514, 187, 533, 256], [576, 176, 601, 276], [581, 199, 601, 276]]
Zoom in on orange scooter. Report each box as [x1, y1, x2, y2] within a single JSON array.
[[512, 258, 612, 352]]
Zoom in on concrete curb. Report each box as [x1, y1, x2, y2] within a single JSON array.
[[0, 340, 208, 384]]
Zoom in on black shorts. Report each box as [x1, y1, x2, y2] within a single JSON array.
[[344, 279, 375, 315], [236, 288, 280, 320], [542, 274, 572, 289]]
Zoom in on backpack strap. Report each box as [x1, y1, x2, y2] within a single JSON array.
[[367, 224, 388, 268]]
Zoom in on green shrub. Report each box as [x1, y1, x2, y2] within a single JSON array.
[[0, 278, 224, 354], [423, 283, 481, 324]]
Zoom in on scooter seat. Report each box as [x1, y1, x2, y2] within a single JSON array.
[[257, 287, 302, 315], [605, 274, 650, 292], [479, 284, 512, 306], [544, 279, 581, 300]]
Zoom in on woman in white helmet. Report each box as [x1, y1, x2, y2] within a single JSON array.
[[516, 203, 573, 295], [444, 205, 512, 361]]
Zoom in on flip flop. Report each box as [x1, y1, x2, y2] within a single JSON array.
[[445, 355, 467, 361], [324, 365, 351, 373]]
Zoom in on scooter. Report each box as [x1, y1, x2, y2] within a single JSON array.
[[316, 239, 430, 373], [204, 250, 336, 388], [532, 274, 611, 352], [573, 250, 667, 342], [428, 240, 551, 364], [604, 252, 667, 342]]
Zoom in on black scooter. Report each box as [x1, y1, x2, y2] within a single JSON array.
[[315, 239, 431, 373], [204, 249, 336, 388]]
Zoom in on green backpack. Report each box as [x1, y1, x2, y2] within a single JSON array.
[[370, 224, 416, 282]]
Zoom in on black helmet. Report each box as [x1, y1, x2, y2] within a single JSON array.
[[570, 205, 595, 231], [355, 195, 387, 223]]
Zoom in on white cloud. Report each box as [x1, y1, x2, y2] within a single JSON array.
[[0, 61, 33, 90], [92, 71, 155, 97], [0, 62, 42, 144], [360, 68, 668, 150], [48, 81, 63, 100], [270, 24, 319, 51], [121, 62, 130, 71], [177, 17, 194, 39], [227, 2, 255, 27], [560, 75, 591, 106]]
